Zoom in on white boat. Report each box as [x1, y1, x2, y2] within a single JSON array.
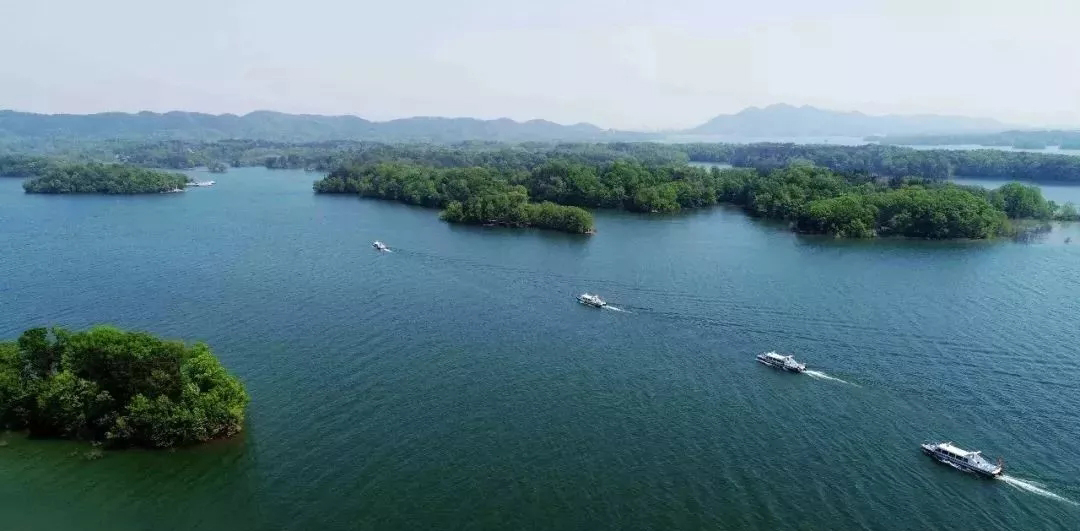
[[577, 293, 606, 308], [186, 180, 216, 187], [921, 441, 1003, 478], [756, 351, 806, 373], [372, 240, 389, 251]]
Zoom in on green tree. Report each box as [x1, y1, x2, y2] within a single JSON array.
[[0, 326, 248, 448]]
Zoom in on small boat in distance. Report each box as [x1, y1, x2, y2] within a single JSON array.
[[372, 241, 389, 252], [186, 180, 216, 187], [577, 293, 607, 308], [756, 351, 806, 373], [921, 441, 1003, 478]]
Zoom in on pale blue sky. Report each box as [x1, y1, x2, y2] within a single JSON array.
[[2, 0, 1077, 129]]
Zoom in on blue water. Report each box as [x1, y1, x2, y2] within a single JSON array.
[[1, 168, 1079, 530]]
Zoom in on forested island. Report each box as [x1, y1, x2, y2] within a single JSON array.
[[21, 162, 189, 194], [314, 153, 1077, 239], [0, 326, 248, 449], [315, 164, 594, 233]]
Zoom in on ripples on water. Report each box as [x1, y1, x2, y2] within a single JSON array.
[[1, 170, 1079, 530]]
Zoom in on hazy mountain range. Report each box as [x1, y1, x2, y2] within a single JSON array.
[[0, 110, 647, 144], [0, 104, 1018, 145], [687, 104, 1009, 137]]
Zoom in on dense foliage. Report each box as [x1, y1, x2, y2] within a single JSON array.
[[872, 130, 1080, 149], [314, 164, 594, 233], [0, 326, 248, 448], [8, 137, 1080, 185], [315, 150, 1073, 239], [0, 154, 58, 177], [683, 143, 1080, 183], [22, 162, 189, 194]]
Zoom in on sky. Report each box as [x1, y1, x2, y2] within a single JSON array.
[[2, 0, 1078, 130]]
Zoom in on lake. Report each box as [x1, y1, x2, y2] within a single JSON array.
[[1, 168, 1079, 530]]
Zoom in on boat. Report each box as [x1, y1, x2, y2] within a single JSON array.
[[921, 441, 1003, 478], [372, 241, 389, 252], [186, 180, 216, 187], [755, 351, 806, 373], [577, 293, 606, 308]]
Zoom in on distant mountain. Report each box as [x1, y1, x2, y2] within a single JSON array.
[[0, 110, 645, 144], [687, 104, 1009, 137]]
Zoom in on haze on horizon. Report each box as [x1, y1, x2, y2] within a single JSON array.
[[3, 0, 1078, 130]]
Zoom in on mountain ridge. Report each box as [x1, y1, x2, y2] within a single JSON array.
[[0, 104, 1015, 144], [0, 109, 630, 143], [688, 104, 1009, 137]]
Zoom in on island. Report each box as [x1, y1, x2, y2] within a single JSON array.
[[314, 150, 1077, 239], [207, 161, 228, 173], [0, 326, 248, 449], [22, 162, 189, 194], [315, 164, 595, 234]]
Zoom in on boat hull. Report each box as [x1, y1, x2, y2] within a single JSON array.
[[756, 357, 805, 373], [921, 445, 1002, 478], [577, 298, 605, 308]]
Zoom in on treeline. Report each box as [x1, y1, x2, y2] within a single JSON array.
[[314, 164, 594, 233], [113, 141, 1080, 185], [114, 140, 688, 172], [316, 155, 1075, 239], [0, 326, 249, 448], [522, 160, 1071, 238], [0, 154, 58, 177], [9, 139, 1080, 184], [22, 162, 189, 194], [871, 130, 1080, 149], [683, 143, 1080, 183]]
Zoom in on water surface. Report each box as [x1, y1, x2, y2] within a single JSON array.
[[1, 168, 1078, 530]]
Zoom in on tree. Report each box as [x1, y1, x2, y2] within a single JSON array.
[[0, 326, 249, 448]]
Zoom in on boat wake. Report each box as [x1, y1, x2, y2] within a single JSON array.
[[603, 305, 629, 313], [999, 475, 1078, 506], [804, 370, 857, 386]]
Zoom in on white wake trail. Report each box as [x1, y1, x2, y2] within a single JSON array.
[[603, 305, 629, 313], [804, 370, 857, 386], [999, 475, 1079, 506]]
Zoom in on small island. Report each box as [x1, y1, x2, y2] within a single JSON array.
[[22, 162, 189, 194], [207, 161, 229, 173], [314, 164, 595, 234], [0, 326, 248, 449]]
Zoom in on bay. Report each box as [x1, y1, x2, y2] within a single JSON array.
[[1, 168, 1079, 530]]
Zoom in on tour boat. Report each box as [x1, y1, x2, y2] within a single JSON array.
[[186, 180, 216, 187], [756, 351, 806, 373], [372, 240, 389, 251], [921, 441, 1003, 478], [577, 293, 606, 308]]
